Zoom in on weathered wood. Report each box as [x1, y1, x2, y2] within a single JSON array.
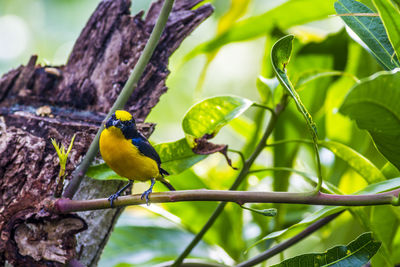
[[0, 0, 212, 265]]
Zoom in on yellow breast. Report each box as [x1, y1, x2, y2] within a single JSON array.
[[99, 127, 159, 181]]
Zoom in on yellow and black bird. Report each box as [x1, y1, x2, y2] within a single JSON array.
[[99, 110, 175, 207]]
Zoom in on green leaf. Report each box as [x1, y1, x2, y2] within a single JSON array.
[[182, 95, 253, 146], [271, 35, 318, 138], [154, 138, 207, 175], [319, 140, 386, 183], [271, 232, 381, 267], [340, 69, 400, 170], [187, 0, 336, 57], [355, 177, 400, 194], [87, 163, 126, 181], [373, 0, 400, 63], [370, 206, 398, 264], [334, 0, 400, 70]]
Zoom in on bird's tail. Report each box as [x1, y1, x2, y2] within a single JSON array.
[[161, 179, 176, 191], [160, 167, 169, 177]]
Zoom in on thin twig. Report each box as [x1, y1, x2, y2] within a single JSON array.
[[235, 211, 343, 267], [62, 0, 175, 199]]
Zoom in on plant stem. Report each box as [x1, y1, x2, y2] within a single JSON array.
[[235, 211, 343, 267], [171, 97, 286, 266], [252, 103, 276, 115], [62, 0, 175, 199], [54, 188, 400, 213]]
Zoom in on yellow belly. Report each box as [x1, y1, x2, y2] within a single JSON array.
[[99, 127, 159, 181]]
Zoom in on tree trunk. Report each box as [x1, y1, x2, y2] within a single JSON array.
[[0, 0, 212, 266]]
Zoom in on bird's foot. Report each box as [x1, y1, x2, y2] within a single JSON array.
[[141, 188, 152, 206], [108, 193, 121, 208], [108, 180, 133, 208]]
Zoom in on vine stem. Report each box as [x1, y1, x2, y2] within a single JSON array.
[[170, 96, 287, 266], [235, 211, 343, 267], [54, 188, 400, 213], [62, 0, 175, 199]]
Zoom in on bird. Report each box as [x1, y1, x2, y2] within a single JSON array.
[[99, 110, 175, 207]]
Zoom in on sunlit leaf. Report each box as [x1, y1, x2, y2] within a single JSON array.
[[182, 96, 253, 146], [319, 140, 386, 183], [373, 0, 400, 63], [188, 0, 336, 57], [334, 0, 400, 69], [355, 177, 400, 194], [154, 138, 207, 175], [271, 232, 381, 267], [340, 69, 400, 170]]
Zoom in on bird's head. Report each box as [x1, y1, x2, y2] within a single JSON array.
[[105, 110, 137, 137]]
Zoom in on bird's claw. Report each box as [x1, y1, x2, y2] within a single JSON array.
[[141, 189, 152, 206]]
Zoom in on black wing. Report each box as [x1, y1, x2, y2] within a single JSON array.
[[131, 133, 161, 166]]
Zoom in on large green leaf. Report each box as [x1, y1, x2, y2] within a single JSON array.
[[154, 138, 207, 175], [319, 140, 386, 183], [272, 232, 381, 267], [373, 0, 400, 62], [334, 0, 400, 70], [182, 95, 253, 146], [340, 69, 400, 170], [187, 0, 336, 57]]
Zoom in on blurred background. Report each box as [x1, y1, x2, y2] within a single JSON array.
[[1, 0, 392, 266]]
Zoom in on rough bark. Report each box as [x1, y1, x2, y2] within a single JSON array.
[[0, 0, 213, 266]]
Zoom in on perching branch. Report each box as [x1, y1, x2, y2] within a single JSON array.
[[63, 0, 175, 199], [53, 188, 400, 214]]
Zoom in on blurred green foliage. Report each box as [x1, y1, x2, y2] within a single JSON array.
[[2, 0, 400, 266]]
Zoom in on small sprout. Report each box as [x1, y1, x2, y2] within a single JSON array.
[[51, 134, 76, 197], [51, 134, 76, 177], [240, 205, 277, 217]]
